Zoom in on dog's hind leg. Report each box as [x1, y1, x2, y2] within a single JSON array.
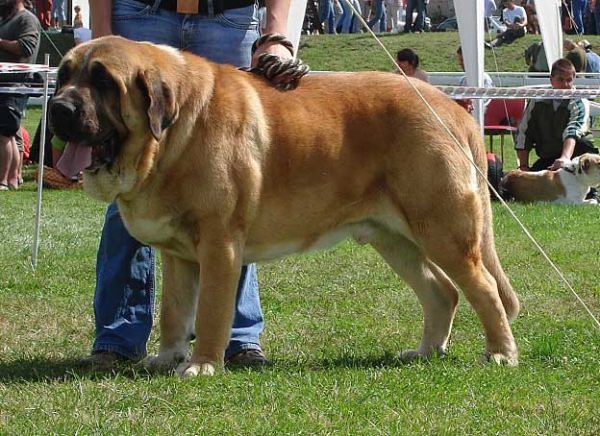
[[411, 194, 518, 366], [479, 213, 520, 322], [442, 259, 517, 366], [141, 253, 199, 373], [370, 231, 459, 362]]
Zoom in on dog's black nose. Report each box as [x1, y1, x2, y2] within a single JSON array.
[[48, 98, 79, 140], [49, 99, 77, 123]]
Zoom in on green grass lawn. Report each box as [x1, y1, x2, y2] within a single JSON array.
[[1, 33, 600, 434]]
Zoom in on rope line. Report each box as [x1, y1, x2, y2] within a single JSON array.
[[0, 86, 52, 95], [5, 81, 600, 100], [437, 85, 600, 99], [0, 63, 56, 73]]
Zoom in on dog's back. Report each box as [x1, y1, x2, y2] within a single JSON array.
[[501, 169, 566, 203]]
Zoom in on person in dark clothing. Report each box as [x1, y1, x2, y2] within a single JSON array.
[[515, 58, 599, 172], [0, 0, 40, 190]]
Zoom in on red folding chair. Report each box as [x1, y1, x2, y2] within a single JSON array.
[[483, 99, 526, 162]]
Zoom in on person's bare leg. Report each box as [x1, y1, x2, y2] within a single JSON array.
[[0, 134, 15, 188], [18, 149, 23, 184], [6, 136, 20, 188]]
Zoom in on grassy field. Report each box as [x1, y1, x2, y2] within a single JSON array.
[[2, 32, 600, 434], [298, 31, 571, 73]]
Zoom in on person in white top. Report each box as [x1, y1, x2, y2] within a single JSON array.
[[486, 0, 527, 48], [456, 46, 494, 114], [484, 0, 496, 31], [484, 0, 496, 18], [386, 0, 402, 33], [73, 19, 91, 45]]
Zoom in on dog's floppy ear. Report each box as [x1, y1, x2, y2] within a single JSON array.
[[581, 155, 591, 172], [136, 70, 179, 140]]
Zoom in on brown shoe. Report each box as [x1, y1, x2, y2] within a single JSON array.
[[78, 351, 130, 372], [225, 349, 268, 367]]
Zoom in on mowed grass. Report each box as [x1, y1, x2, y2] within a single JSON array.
[[1, 33, 600, 434]]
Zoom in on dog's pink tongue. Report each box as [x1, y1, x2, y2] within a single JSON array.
[[56, 142, 92, 178]]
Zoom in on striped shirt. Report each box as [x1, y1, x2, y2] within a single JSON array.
[[515, 97, 592, 158]]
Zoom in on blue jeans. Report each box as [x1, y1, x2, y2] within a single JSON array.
[[341, 0, 362, 34], [596, 2, 600, 35], [404, 0, 425, 32], [367, 0, 386, 32], [92, 0, 264, 360], [320, 0, 336, 34], [51, 0, 66, 21], [572, 0, 588, 34]]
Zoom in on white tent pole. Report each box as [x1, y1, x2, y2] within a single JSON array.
[[287, 0, 308, 57], [32, 54, 51, 270], [454, 0, 485, 128], [536, 0, 563, 66]]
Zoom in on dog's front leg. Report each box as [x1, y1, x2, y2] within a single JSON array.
[[176, 240, 243, 377], [141, 253, 198, 373]]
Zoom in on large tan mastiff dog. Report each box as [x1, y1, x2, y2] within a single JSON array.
[[48, 36, 520, 377]]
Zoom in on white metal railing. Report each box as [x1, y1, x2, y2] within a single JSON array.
[[428, 71, 600, 87]]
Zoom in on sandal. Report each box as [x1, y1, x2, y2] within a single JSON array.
[[0, 182, 16, 191]]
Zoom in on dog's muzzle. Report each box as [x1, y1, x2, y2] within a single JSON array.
[[49, 96, 84, 141], [48, 92, 122, 178]]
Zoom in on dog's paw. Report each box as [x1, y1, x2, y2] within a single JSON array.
[[399, 346, 446, 363], [176, 361, 217, 378], [480, 351, 518, 367], [399, 349, 426, 363], [140, 350, 187, 373], [398, 349, 437, 363]]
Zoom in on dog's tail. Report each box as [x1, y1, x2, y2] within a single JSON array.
[[472, 133, 521, 321]]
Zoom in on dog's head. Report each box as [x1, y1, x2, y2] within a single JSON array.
[[567, 153, 600, 188], [48, 36, 183, 202]]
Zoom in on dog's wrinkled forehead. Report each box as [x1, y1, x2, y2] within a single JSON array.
[[56, 37, 140, 89]]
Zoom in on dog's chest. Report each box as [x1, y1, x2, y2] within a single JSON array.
[[126, 215, 173, 244], [556, 171, 589, 204], [119, 207, 197, 258]]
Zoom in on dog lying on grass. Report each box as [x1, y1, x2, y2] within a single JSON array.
[[501, 154, 600, 205]]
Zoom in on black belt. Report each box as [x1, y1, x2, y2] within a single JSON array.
[[137, 0, 256, 14]]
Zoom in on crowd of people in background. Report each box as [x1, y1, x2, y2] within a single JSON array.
[[31, 1, 91, 33], [517, 0, 600, 36], [33, 0, 67, 31], [318, 0, 429, 34], [0, 0, 89, 192], [0, 0, 40, 192], [315, 0, 600, 36]]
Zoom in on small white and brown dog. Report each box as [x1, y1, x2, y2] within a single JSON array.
[[501, 153, 600, 205]]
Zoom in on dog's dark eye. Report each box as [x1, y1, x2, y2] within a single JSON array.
[[56, 66, 70, 88], [90, 64, 115, 90]]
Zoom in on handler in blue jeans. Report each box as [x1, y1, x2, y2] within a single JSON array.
[[83, 0, 292, 370]]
